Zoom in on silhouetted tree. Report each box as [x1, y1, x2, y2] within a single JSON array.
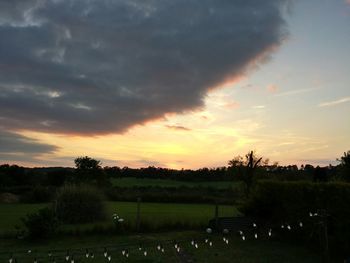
[[74, 156, 108, 186], [337, 150, 350, 181], [228, 151, 263, 197], [0, 164, 28, 186], [313, 166, 328, 182], [47, 169, 70, 186]]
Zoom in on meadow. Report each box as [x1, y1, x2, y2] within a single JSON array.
[[0, 201, 239, 236], [0, 199, 325, 262]]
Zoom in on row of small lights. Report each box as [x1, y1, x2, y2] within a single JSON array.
[[5, 212, 320, 263]]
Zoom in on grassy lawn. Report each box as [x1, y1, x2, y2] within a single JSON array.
[[0, 231, 321, 263], [0, 202, 239, 235], [0, 203, 47, 233], [111, 177, 242, 189]]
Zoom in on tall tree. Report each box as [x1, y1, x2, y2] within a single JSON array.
[[74, 156, 108, 185], [228, 151, 263, 197]]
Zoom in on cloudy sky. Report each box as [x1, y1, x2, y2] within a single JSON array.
[[0, 0, 349, 168]]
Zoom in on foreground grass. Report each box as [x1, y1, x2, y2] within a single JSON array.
[[0, 231, 321, 263], [0, 202, 239, 235], [111, 177, 242, 189]]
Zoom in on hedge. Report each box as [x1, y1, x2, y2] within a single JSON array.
[[105, 186, 240, 204], [240, 180, 350, 256]]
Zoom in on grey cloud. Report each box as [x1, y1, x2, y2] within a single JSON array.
[[298, 159, 338, 166], [136, 160, 165, 167], [0, 0, 289, 135], [0, 129, 59, 163], [165, 125, 191, 131], [0, 129, 58, 154]]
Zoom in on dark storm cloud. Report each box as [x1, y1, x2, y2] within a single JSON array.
[[0, 0, 289, 135]]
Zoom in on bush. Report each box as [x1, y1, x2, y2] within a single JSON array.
[[54, 184, 106, 224], [21, 207, 59, 239], [240, 180, 350, 256]]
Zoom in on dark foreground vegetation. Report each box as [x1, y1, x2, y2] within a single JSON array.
[[0, 231, 321, 263], [1, 150, 350, 261]]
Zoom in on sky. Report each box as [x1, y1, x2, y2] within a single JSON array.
[[0, 0, 349, 169]]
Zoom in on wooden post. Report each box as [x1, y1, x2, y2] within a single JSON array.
[[136, 197, 141, 232], [215, 202, 219, 231], [318, 209, 330, 263]]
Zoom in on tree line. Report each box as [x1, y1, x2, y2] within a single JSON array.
[[0, 151, 349, 188]]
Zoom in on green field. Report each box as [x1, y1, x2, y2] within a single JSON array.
[[0, 231, 321, 263], [0, 202, 325, 262], [0, 202, 239, 235], [111, 177, 241, 189]]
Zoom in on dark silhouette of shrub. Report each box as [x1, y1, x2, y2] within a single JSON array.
[[54, 184, 106, 224], [21, 207, 59, 239]]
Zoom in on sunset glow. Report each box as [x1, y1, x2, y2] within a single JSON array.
[[0, 0, 349, 169]]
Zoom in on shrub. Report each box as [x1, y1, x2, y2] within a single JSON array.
[[21, 207, 59, 239], [240, 180, 350, 256], [54, 184, 106, 224]]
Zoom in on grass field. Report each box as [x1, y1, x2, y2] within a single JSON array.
[[0, 202, 239, 235], [111, 177, 242, 189], [0, 231, 321, 263]]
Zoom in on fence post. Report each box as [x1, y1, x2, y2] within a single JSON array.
[[215, 202, 219, 231], [318, 209, 330, 263], [136, 197, 141, 232]]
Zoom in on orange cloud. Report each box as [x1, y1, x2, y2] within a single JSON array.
[[224, 101, 240, 110], [267, 84, 278, 93]]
